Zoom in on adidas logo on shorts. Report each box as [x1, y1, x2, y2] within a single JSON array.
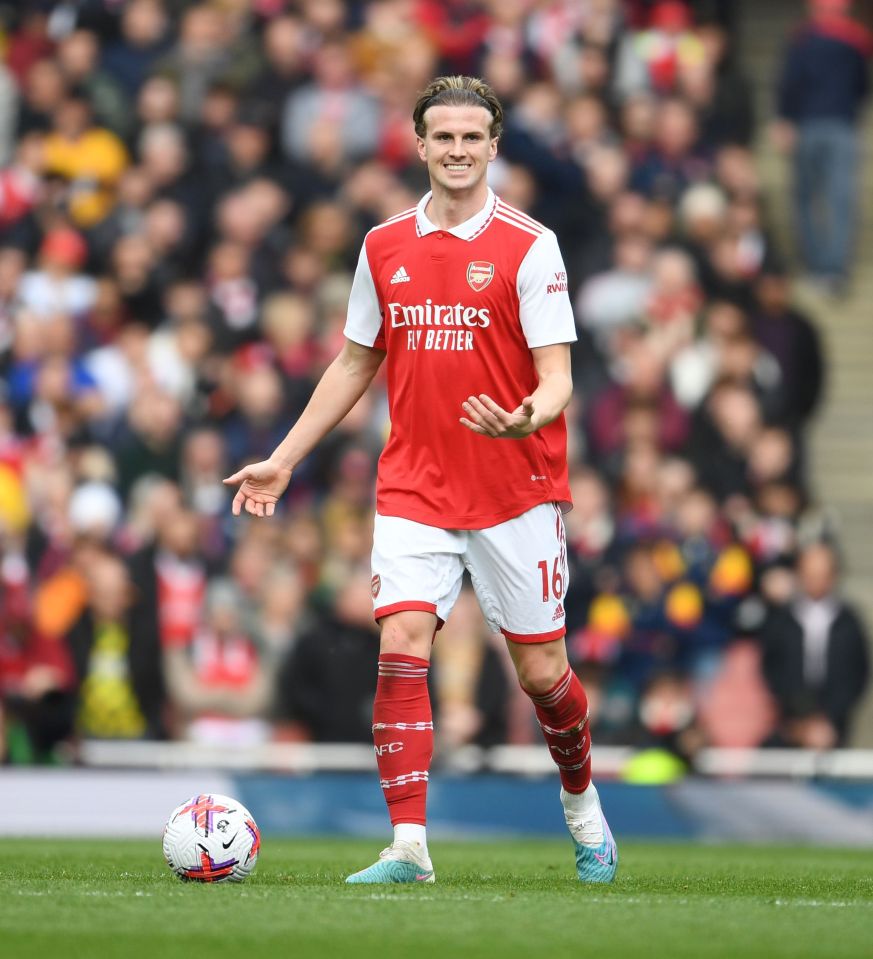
[[390, 266, 411, 284]]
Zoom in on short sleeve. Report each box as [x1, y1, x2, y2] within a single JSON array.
[[344, 239, 383, 347], [517, 230, 577, 349]]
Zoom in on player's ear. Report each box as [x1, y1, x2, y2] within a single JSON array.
[[416, 135, 427, 163], [488, 137, 498, 161]]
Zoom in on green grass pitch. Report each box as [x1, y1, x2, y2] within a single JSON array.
[[2, 838, 872, 959]]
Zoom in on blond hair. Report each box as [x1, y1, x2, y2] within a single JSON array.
[[413, 76, 504, 140]]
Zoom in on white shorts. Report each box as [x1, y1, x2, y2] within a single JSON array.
[[370, 503, 569, 643]]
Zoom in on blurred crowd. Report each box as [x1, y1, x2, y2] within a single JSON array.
[[0, 0, 870, 768]]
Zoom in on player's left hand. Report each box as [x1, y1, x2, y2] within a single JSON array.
[[460, 394, 536, 438]]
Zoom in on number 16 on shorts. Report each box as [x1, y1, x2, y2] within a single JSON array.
[[537, 556, 565, 603]]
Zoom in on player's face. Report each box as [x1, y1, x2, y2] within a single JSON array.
[[417, 105, 497, 195]]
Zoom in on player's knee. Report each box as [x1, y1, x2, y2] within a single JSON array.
[[379, 611, 436, 660], [517, 663, 565, 695], [511, 643, 569, 695]]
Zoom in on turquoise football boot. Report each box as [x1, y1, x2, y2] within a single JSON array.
[[561, 785, 618, 883], [345, 840, 435, 884]]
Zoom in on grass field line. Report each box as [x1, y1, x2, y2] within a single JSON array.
[[9, 886, 873, 910], [348, 894, 873, 909]]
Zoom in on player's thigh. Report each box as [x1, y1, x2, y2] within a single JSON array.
[[465, 502, 569, 642], [371, 513, 466, 626]]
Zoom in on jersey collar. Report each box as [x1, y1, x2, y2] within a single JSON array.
[[415, 188, 498, 240]]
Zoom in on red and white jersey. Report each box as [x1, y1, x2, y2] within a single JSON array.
[[345, 188, 576, 530]]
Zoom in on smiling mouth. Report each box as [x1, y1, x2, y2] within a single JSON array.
[[445, 164, 471, 172]]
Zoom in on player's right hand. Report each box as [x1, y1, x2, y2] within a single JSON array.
[[223, 458, 293, 517]]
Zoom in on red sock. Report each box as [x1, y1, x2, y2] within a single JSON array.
[[524, 665, 591, 794], [373, 653, 433, 826]]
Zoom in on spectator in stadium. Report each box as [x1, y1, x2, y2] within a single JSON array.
[[0, 492, 75, 762], [714, 330, 785, 427], [614, 439, 663, 538], [275, 565, 383, 743], [205, 103, 281, 206], [630, 670, 698, 760], [128, 503, 207, 653], [154, 4, 256, 125], [774, 0, 872, 292], [281, 40, 382, 167], [248, 13, 306, 129], [179, 426, 231, 528], [7, 315, 105, 444], [746, 427, 801, 493], [630, 96, 711, 202], [113, 384, 184, 496], [689, 378, 763, 502], [587, 336, 690, 473], [669, 296, 746, 410], [220, 359, 290, 467], [14, 58, 64, 139], [163, 577, 271, 745], [255, 561, 310, 685], [575, 231, 654, 348], [619, 0, 704, 97], [109, 231, 165, 329], [203, 240, 261, 351], [137, 122, 207, 246], [135, 73, 182, 132], [750, 262, 825, 429], [761, 541, 870, 747], [685, 19, 755, 149], [64, 548, 166, 741], [101, 0, 172, 100], [0, 621, 74, 763], [643, 247, 702, 350], [56, 30, 130, 140], [42, 89, 128, 229], [86, 165, 151, 266], [18, 224, 94, 318], [0, 133, 44, 234]]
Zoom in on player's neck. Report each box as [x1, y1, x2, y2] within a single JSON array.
[[425, 182, 489, 230]]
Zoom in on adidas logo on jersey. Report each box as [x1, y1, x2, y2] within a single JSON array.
[[390, 266, 411, 284]]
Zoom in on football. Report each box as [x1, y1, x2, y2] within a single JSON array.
[[162, 793, 261, 882]]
